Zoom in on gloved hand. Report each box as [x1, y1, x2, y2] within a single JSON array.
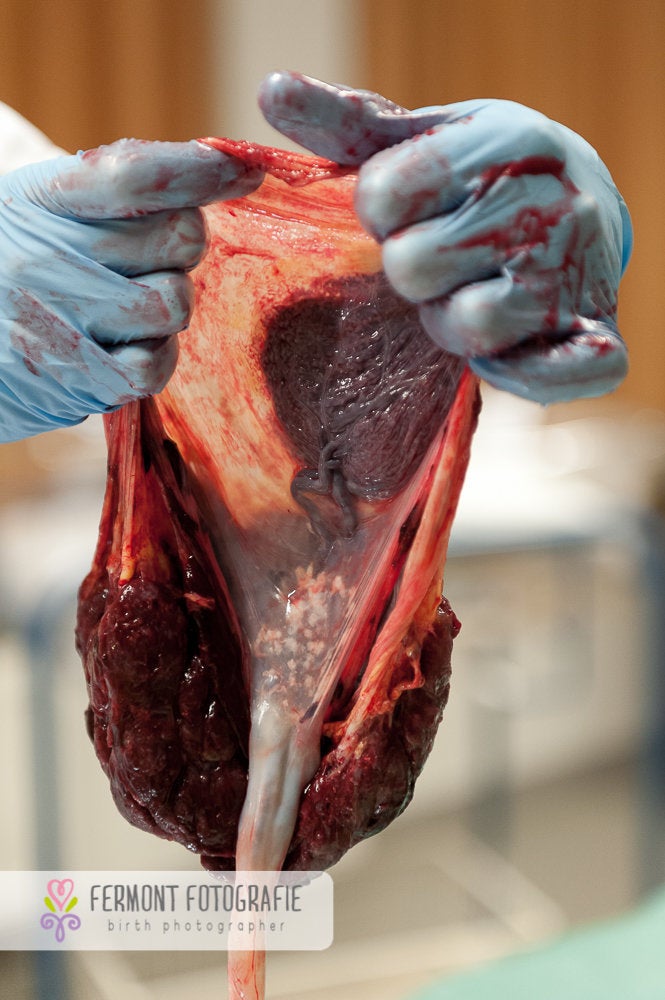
[[0, 140, 263, 441], [259, 72, 631, 404]]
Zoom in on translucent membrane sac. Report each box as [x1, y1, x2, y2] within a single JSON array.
[[76, 139, 481, 878]]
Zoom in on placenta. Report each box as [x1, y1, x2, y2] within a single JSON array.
[[76, 139, 480, 1000]]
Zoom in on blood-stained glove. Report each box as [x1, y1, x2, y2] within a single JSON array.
[[260, 71, 631, 404], [0, 140, 263, 442]]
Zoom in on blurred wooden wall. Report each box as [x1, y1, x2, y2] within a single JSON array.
[[0, 0, 215, 150], [361, 0, 665, 412]]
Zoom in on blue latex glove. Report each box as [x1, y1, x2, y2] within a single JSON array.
[[0, 140, 263, 441], [260, 72, 631, 404]]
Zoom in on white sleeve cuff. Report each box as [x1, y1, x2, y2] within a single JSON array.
[[0, 102, 66, 175]]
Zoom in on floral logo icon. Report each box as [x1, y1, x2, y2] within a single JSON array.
[[40, 878, 81, 943]]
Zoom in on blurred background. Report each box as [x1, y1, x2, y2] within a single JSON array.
[[0, 1, 664, 998]]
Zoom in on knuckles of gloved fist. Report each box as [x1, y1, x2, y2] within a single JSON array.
[[0, 139, 264, 442]]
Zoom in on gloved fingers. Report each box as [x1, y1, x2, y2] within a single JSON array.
[[11, 139, 264, 220], [0, 291, 171, 440], [355, 104, 568, 241], [258, 70, 451, 164], [0, 320, 180, 441], [418, 262, 622, 368], [76, 207, 208, 277], [469, 321, 628, 404], [379, 171, 575, 303], [104, 334, 179, 396], [381, 214, 497, 305], [84, 270, 195, 345], [417, 269, 565, 356]]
